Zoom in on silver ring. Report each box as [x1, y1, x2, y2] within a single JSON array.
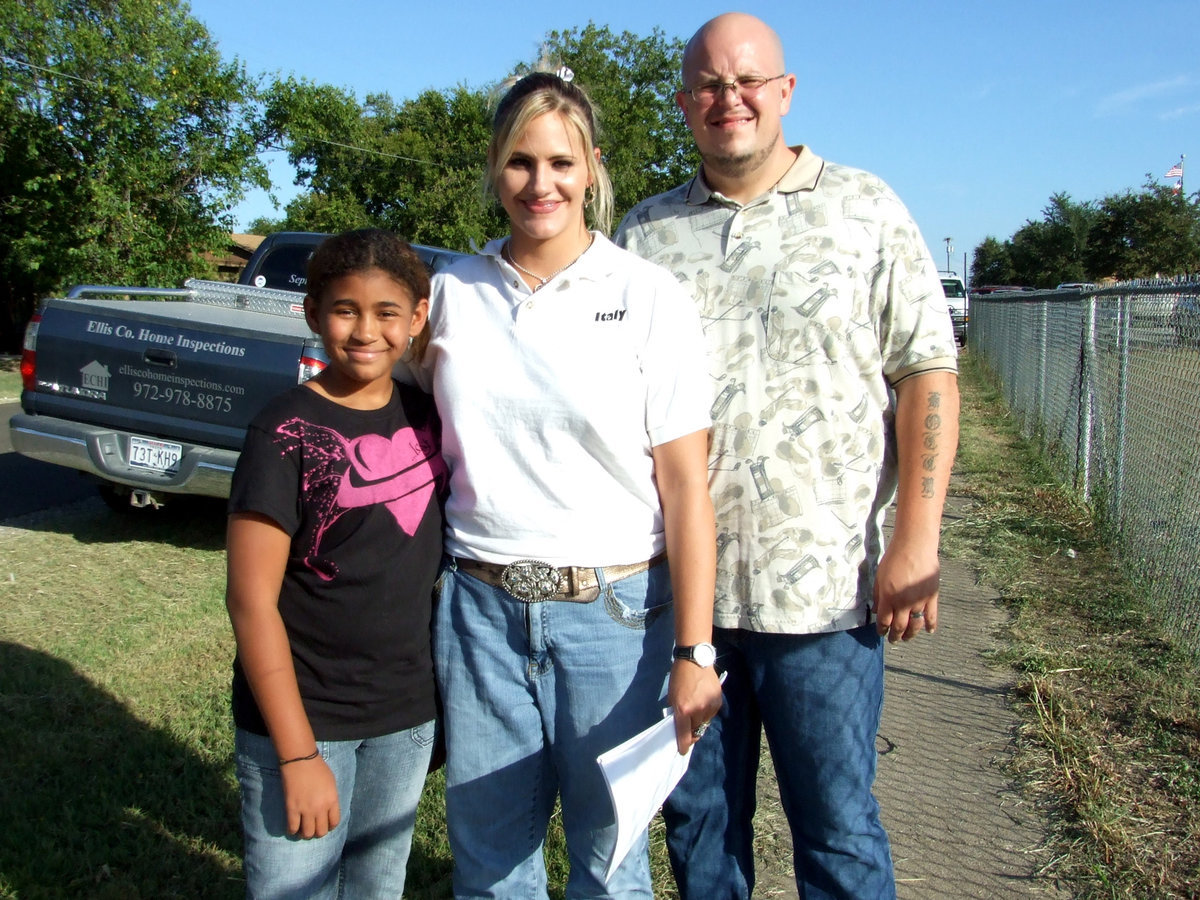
[[691, 722, 710, 738], [910, 611, 925, 619]]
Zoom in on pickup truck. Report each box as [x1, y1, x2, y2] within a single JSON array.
[[10, 232, 462, 509]]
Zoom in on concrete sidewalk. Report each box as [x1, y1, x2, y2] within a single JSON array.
[[749, 495, 1066, 899]]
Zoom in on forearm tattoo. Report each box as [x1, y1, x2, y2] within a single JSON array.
[[921, 392, 942, 499]]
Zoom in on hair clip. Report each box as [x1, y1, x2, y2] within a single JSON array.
[[556, 66, 575, 83]]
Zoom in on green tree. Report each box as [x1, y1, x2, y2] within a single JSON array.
[[261, 79, 501, 249], [244, 215, 286, 236], [362, 86, 504, 250], [972, 183, 1200, 289], [1085, 180, 1200, 279], [1006, 193, 1097, 287], [262, 23, 696, 250], [0, 94, 85, 348], [970, 236, 1015, 287], [259, 78, 379, 235], [0, 0, 267, 350]]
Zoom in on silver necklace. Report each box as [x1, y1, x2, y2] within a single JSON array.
[[504, 235, 594, 290]]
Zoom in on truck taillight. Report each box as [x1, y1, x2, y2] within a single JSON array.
[[298, 353, 327, 383], [20, 314, 41, 392]]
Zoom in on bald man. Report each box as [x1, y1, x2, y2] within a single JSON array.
[[616, 12, 959, 899]]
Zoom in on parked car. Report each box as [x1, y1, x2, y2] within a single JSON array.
[[939, 273, 968, 345], [971, 285, 1032, 295]]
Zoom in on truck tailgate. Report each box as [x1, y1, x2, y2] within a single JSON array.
[[23, 297, 320, 450]]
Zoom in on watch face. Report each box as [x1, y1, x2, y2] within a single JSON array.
[[693, 642, 717, 667]]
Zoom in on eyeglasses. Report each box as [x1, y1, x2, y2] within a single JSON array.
[[681, 74, 787, 103]]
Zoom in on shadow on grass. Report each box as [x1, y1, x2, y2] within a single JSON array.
[[0, 640, 242, 898], [0, 453, 97, 519], [0, 641, 457, 898], [1, 491, 229, 552]]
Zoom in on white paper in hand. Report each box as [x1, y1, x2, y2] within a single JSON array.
[[597, 711, 692, 883]]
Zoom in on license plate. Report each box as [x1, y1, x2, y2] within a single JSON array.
[[129, 436, 182, 473]]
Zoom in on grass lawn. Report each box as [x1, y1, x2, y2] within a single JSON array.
[[0, 495, 668, 899], [944, 352, 1200, 899], [2, 355, 1197, 898], [0, 356, 20, 401]]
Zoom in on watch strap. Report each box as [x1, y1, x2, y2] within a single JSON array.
[[673, 642, 716, 667]]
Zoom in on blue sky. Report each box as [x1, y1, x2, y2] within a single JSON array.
[[189, 0, 1199, 276]]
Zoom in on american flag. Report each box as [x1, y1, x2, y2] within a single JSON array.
[[1165, 161, 1184, 178]]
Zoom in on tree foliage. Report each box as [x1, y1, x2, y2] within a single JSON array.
[[261, 78, 502, 249], [970, 236, 1014, 287], [970, 183, 1200, 288], [1085, 179, 1200, 279], [0, 0, 267, 349], [363, 86, 505, 250], [263, 23, 697, 251], [1007, 193, 1096, 289]]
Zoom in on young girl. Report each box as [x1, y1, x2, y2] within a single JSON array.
[[225, 229, 445, 899], [419, 71, 723, 897]]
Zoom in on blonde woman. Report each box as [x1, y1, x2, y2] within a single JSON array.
[[417, 71, 723, 898]]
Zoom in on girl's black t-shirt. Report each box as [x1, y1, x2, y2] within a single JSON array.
[[229, 380, 445, 740]]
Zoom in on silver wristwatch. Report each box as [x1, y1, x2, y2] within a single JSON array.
[[673, 642, 717, 668]]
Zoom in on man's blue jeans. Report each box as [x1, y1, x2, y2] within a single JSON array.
[[433, 558, 675, 899], [663, 625, 895, 900], [235, 722, 435, 899]]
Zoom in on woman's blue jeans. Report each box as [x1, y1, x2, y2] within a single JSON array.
[[663, 625, 895, 900], [433, 558, 675, 899], [235, 722, 435, 899]]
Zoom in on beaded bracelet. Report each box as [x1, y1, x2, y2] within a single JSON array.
[[278, 749, 320, 766]]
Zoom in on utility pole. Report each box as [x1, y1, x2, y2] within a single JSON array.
[[943, 237, 953, 274]]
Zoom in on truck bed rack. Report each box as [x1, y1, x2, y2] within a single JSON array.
[[65, 279, 306, 318]]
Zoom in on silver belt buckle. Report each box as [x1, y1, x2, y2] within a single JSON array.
[[501, 559, 565, 602]]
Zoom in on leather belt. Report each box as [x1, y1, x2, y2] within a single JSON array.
[[454, 552, 666, 603]]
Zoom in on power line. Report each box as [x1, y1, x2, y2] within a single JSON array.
[[2, 53, 445, 171], [262, 137, 442, 167], [0, 53, 109, 90]]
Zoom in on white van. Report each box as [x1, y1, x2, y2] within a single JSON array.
[[940, 273, 968, 345]]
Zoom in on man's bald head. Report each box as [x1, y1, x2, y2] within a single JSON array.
[[682, 12, 786, 85], [676, 12, 796, 200]]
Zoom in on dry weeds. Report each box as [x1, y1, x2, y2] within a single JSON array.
[[950, 354, 1200, 900]]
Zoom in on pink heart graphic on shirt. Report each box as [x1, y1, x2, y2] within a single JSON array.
[[348, 430, 415, 482], [336, 426, 446, 536]]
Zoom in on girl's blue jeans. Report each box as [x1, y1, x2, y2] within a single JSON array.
[[235, 721, 435, 899]]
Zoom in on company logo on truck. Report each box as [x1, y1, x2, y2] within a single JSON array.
[[80, 361, 110, 397], [86, 317, 247, 357]]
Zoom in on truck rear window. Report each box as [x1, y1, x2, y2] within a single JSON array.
[[250, 245, 317, 292]]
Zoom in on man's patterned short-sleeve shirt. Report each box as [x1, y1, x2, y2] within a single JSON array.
[[616, 146, 956, 635]]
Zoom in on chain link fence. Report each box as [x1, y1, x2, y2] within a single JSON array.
[[969, 281, 1200, 659]]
